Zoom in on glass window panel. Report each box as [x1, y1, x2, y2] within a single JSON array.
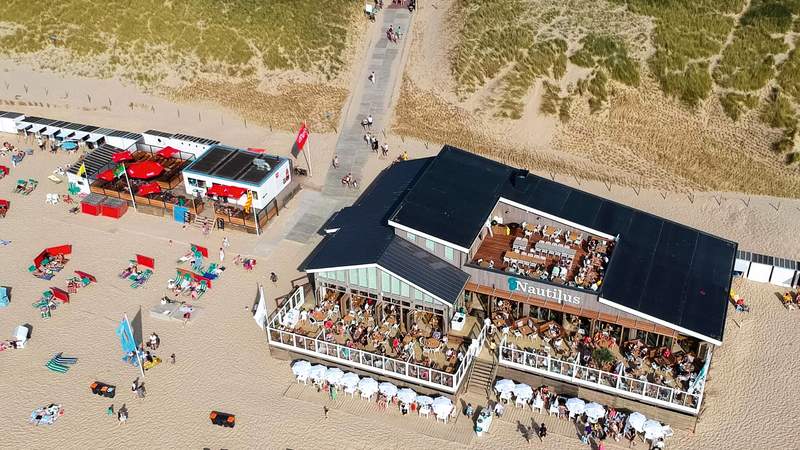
[[349, 269, 358, 286], [425, 239, 435, 252], [444, 246, 454, 261], [336, 270, 346, 282], [391, 276, 401, 295], [401, 282, 410, 298], [414, 289, 423, 301], [407, 232, 416, 242], [381, 271, 390, 292], [358, 268, 368, 288], [367, 267, 377, 290]]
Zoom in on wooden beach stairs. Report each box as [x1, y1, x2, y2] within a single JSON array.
[[193, 215, 214, 232], [466, 358, 496, 397]]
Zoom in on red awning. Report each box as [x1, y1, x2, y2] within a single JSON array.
[[206, 184, 246, 199], [0, 199, 8, 208], [97, 169, 115, 182], [247, 147, 267, 153], [126, 161, 164, 179], [137, 181, 161, 196], [112, 151, 133, 163], [74, 270, 96, 282], [157, 146, 179, 158]]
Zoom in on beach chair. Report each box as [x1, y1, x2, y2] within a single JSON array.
[[13, 325, 28, 348], [195, 280, 208, 299], [22, 179, 38, 195], [0, 286, 9, 307]]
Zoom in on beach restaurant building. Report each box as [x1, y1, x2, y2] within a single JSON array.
[[182, 144, 296, 233], [266, 146, 736, 419]]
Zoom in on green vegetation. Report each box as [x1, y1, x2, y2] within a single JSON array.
[[592, 348, 614, 366], [570, 34, 640, 86], [719, 93, 758, 121], [778, 48, 800, 103], [614, 0, 742, 107], [761, 93, 797, 130], [0, 0, 359, 84]]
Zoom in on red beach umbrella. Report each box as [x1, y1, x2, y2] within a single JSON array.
[[157, 146, 179, 158], [112, 151, 133, 163], [206, 184, 246, 199], [136, 181, 162, 196], [126, 161, 164, 179], [97, 169, 115, 182]]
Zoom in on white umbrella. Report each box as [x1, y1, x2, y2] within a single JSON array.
[[584, 402, 606, 421], [291, 360, 311, 377], [358, 377, 378, 395], [494, 379, 516, 393], [309, 364, 326, 381], [627, 412, 647, 432], [643, 420, 665, 440], [325, 367, 345, 385], [379, 381, 398, 398], [341, 372, 360, 389], [416, 395, 435, 406], [565, 397, 586, 414], [432, 396, 453, 417], [513, 383, 533, 400], [396, 388, 417, 405]]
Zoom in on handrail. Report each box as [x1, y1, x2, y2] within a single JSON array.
[[497, 337, 703, 415]]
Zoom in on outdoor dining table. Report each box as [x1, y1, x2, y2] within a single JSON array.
[[512, 237, 529, 251], [424, 338, 440, 349], [535, 241, 577, 258], [311, 310, 325, 321], [519, 325, 534, 336]]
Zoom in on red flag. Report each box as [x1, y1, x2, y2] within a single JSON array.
[[295, 123, 308, 151]]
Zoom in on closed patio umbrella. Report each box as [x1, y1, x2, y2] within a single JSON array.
[[627, 412, 647, 432], [324, 367, 344, 385], [341, 372, 360, 389], [308, 364, 326, 381], [415, 395, 434, 406], [379, 381, 398, 398], [156, 146, 179, 158], [396, 388, 417, 405], [292, 360, 311, 377], [584, 402, 606, 421], [358, 377, 378, 395], [565, 397, 586, 415], [513, 383, 533, 400], [494, 379, 515, 394]]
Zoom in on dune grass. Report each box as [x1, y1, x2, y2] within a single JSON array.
[[0, 0, 359, 83], [719, 92, 758, 121]]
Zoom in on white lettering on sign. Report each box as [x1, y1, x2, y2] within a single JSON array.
[[507, 277, 581, 305]]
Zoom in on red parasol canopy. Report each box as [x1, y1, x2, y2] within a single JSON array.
[[157, 146, 179, 158], [74, 270, 96, 282], [136, 181, 161, 196], [112, 151, 133, 163], [247, 147, 267, 153], [0, 165, 9, 175], [206, 184, 246, 199], [126, 161, 164, 179], [97, 169, 115, 182], [51, 287, 70, 303]]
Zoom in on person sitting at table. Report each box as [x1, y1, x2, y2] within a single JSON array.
[[432, 329, 442, 340], [445, 347, 455, 359]]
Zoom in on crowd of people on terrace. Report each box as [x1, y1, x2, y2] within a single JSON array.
[[281, 293, 466, 376], [476, 220, 613, 291], [492, 301, 703, 404]]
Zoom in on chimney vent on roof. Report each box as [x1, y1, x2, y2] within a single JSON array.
[[252, 158, 271, 171], [511, 169, 529, 188]]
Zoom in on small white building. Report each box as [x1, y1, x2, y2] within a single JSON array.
[[105, 130, 142, 150], [142, 130, 218, 159], [0, 111, 24, 134], [182, 144, 292, 210]]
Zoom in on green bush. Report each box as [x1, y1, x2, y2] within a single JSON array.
[[761, 94, 798, 130], [592, 347, 614, 366], [785, 151, 800, 164]]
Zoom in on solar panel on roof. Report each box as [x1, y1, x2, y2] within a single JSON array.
[[77, 125, 99, 132], [144, 129, 173, 138], [188, 146, 234, 174]]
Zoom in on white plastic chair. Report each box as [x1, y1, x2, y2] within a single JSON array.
[[531, 397, 544, 414], [515, 397, 528, 409], [436, 412, 448, 423], [548, 402, 559, 416], [568, 409, 580, 421], [500, 390, 513, 404], [296, 374, 308, 385], [344, 385, 357, 397], [360, 391, 373, 401], [419, 405, 430, 417]]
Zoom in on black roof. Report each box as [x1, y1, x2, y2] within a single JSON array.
[[183, 144, 285, 186], [0, 111, 23, 118], [377, 238, 469, 305], [67, 143, 117, 176], [144, 129, 173, 138], [304, 158, 467, 304], [390, 146, 737, 342], [109, 130, 142, 140], [172, 133, 218, 146]]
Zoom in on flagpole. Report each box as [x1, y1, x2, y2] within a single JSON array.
[[303, 121, 312, 178], [125, 313, 145, 378], [122, 162, 137, 212]]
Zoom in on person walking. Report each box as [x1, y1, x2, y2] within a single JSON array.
[[323, 406, 329, 419], [464, 403, 474, 417], [538, 423, 547, 441], [270, 272, 278, 286], [367, 114, 373, 129], [380, 143, 389, 158], [332, 154, 339, 168], [222, 236, 230, 248], [131, 380, 137, 395], [106, 404, 114, 416], [170, 353, 176, 364], [371, 137, 380, 153], [219, 247, 225, 263], [368, 71, 376, 84]]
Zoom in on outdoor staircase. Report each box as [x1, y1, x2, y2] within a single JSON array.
[[466, 358, 496, 397], [193, 215, 214, 232]]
